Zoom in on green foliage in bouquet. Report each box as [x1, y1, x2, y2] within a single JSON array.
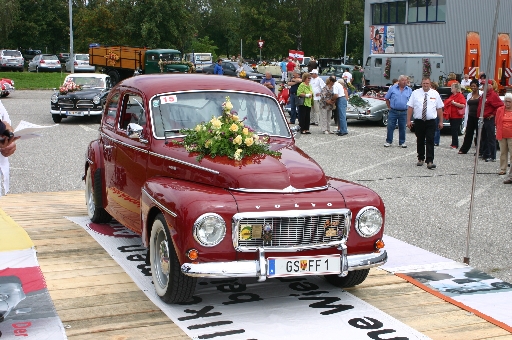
[[176, 96, 281, 162]]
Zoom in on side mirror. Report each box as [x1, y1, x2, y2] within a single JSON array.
[[127, 123, 143, 139]]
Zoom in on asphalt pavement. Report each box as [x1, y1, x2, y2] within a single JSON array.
[[3, 90, 511, 284]]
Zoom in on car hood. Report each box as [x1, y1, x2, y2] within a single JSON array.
[[347, 96, 385, 112], [58, 88, 105, 99], [156, 140, 328, 191]]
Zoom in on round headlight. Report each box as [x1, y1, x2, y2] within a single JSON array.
[[355, 207, 383, 238], [51, 94, 58, 103], [193, 213, 226, 247], [92, 95, 101, 105]]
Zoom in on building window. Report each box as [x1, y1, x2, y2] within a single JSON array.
[[371, 1, 407, 25], [408, 0, 446, 23]]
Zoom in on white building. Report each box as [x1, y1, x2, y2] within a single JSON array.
[[363, 0, 512, 80]]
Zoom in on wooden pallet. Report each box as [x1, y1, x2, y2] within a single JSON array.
[[1, 191, 511, 339]]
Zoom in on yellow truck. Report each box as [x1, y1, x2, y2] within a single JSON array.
[[89, 45, 193, 84]]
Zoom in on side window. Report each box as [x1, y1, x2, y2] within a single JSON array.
[[120, 93, 145, 130], [107, 93, 120, 118], [375, 58, 382, 67]]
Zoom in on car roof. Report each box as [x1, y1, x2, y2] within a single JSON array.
[[118, 74, 271, 98]]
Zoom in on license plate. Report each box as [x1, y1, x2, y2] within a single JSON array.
[[267, 255, 341, 277], [67, 111, 84, 116]]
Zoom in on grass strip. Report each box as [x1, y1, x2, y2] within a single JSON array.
[[0, 71, 71, 90]]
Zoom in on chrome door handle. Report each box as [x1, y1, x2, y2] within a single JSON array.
[[104, 145, 113, 149]]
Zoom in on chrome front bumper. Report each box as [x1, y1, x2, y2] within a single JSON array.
[[181, 248, 387, 281], [50, 108, 102, 116]]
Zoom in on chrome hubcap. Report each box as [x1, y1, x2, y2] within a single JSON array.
[[154, 227, 170, 287], [86, 170, 95, 217]]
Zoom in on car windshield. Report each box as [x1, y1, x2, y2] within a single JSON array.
[[3, 50, 22, 57], [151, 91, 290, 138], [43, 55, 58, 60], [159, 53, 181, 61], [76, 54, 89, 61], [242, 64, 255, 72], [65, 76, 105, 88]]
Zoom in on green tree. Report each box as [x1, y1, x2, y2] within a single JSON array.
[[0, 0, 20, 48], [190, 36, 219, 59]]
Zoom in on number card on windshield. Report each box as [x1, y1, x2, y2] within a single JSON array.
[[161, 95, 177, 104]]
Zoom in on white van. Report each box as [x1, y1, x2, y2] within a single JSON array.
[[364, 53, 445, 87], [0, 50, 24, 72], [185, 53, 213, 72]]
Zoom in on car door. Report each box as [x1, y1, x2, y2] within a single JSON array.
[[101, 91, 120, 221], [223, 63, 237, 76], [108, 91, 149, 233], [29, 55, 39, 71]]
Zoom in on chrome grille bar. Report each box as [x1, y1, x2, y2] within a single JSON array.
[[233, 209, 351, 252]]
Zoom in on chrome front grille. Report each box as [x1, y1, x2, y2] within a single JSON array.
[[76, 100, 94, 108], [58, 99, 94, 109], [233, 209, 351, 252]]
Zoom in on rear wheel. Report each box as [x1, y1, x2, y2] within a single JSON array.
[[150, 214, 196, 303], [52, 114, 62, 123], [107, 69, 120, 86], [378, 110, 388, 127], [324, 269, 370, 288], [85, 167, 112, 223]]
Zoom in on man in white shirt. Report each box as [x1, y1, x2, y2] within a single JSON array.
[[331, 76, 349, 136], [342, 68, 352, 83], [406, 78, 444, 169], [460, 74, 471, 89], [309, 69, 325, 125]]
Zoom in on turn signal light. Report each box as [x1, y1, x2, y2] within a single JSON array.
[[375, 239, 385, 250], [186, 249, 199, 261]]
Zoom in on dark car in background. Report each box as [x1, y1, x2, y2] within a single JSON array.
[[28, 54, 61, 72], [202, 61, 264, 82], [58, 52, 70, 64], [51, 73, 111, 123]]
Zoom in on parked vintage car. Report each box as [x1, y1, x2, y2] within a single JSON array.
[[65, 54, 95, 73], [347, 89, 389, 126], [0, 50, 24, 72], [51, 73, 111, 123], [202, 61, 264, 82], [0, 78, 15, 98], [28, 54, 61, 72], [84, 74, 387, 303]]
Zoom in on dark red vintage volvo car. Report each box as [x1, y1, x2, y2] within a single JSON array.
[[84, 74, 387, 303]]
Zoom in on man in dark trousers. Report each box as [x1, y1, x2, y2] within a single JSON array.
[[406, 78, 444, 169]]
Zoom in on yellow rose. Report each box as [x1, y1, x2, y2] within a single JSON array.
[[229, 123, 239, 132], [234, 148, 242, 161], [232, 115, 239, 122], [225, 101, 233, 111], [194, 124, 202, 132], [242, 127, 249, 135], [233, 135, 242, 145], [211, 117, 222, 129], [244, 137, 254, 146], [205, 139, 211, 148]]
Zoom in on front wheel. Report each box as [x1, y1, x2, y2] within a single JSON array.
[[324, 269, 370, 288], [378, 110, 388, 127], [150, 214, 196, 303], [52, 114, 62, 123], [85, 167, 112, 223]]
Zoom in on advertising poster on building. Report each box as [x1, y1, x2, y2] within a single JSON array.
[[370, 26, 395, 54]]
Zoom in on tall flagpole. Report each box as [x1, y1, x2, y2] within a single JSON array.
[[464, 0, 501, 265]]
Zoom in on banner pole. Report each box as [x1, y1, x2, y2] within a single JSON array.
[[464, 0, 501, 265]]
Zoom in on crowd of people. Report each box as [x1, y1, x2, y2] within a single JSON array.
[[382, 72, 511, 182]]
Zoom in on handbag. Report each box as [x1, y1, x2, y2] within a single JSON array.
[[297, 95, 305, 106]]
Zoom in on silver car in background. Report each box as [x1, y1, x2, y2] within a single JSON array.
[[65, 54, 95, 73], [346, 90, 389, 127], [28, 54, 61, 72]]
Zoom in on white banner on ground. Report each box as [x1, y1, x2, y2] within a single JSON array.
[[68, 216, 430, 340]]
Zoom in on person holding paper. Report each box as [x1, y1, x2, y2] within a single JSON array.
[[0, 100, 18, 195]]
